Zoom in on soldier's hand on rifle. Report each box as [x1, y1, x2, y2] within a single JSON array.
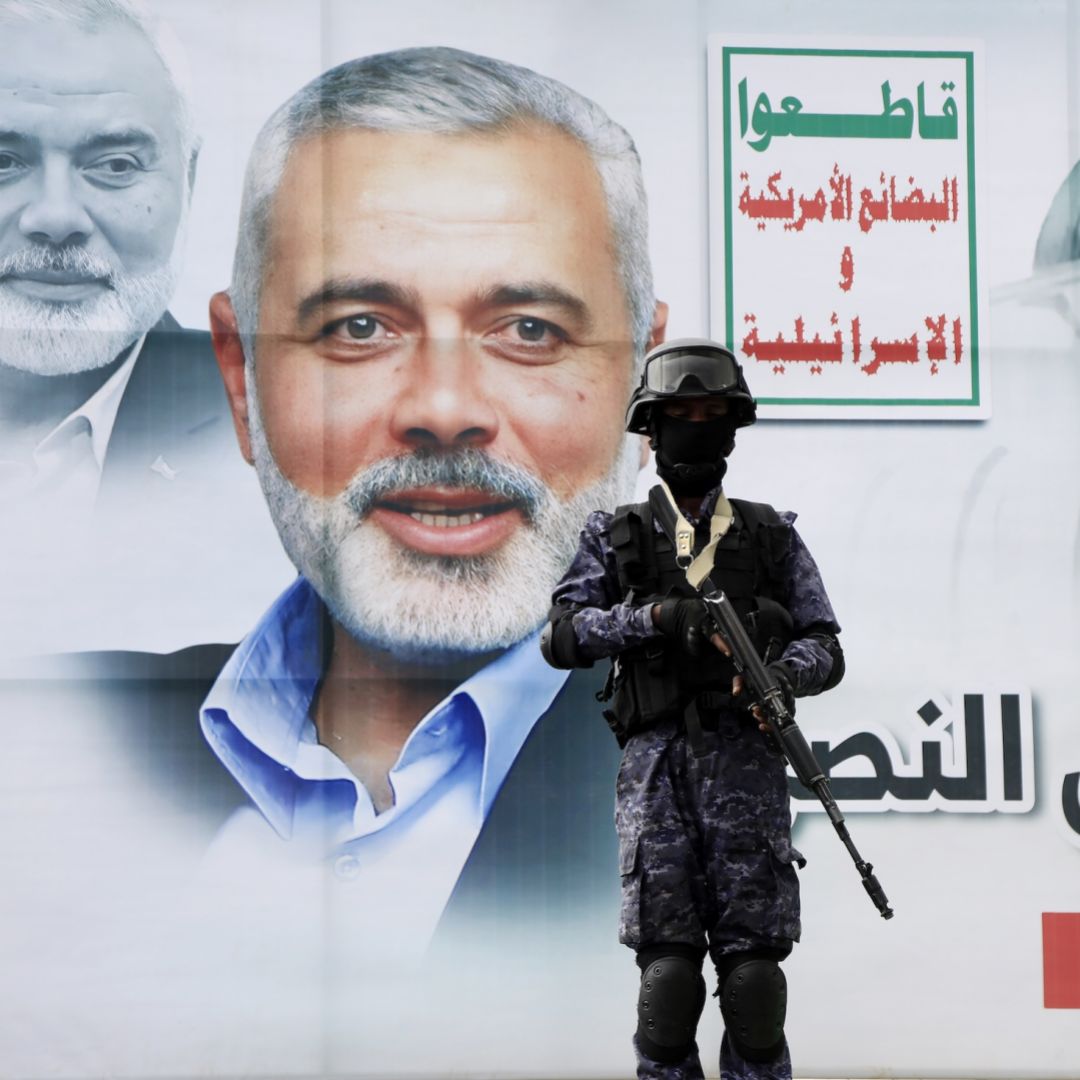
[[766, 661, 796, 717], [703, 629, 768, 730], [738, 661, 797, 733], [728, 669, 769, 731], [652, 598, 712, 656], [706, 625, 730, 660], [710, 634, 793, 733]]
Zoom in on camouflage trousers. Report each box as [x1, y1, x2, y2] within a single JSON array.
[[616, 713, 803, 1080]]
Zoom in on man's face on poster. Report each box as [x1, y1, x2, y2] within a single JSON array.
[[0, 18, 190, 375], [218, 123, 657, 661]]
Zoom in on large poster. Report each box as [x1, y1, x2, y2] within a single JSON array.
[[1, 2, 1078, 1079]]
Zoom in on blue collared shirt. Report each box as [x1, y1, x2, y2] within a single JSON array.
[[199, 577, 569, 955]]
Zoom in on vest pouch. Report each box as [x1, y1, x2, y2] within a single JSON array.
[[606, 641, 683, 743], [746, 596, 794, 662], [602, 707, 630, 748]]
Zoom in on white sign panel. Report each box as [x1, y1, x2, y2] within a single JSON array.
[[709, 40, 988, 418]]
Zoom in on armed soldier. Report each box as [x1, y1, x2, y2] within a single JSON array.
[[541, 339, 845, 1080]]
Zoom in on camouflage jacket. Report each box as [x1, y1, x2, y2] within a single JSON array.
[[549, 486, 841, 695]]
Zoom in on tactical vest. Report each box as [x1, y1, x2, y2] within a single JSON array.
[[603, 496, 793, 744]]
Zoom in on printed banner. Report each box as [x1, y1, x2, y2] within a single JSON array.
[[710, 40, 988, 418], [0, 5, 1077, 1080]]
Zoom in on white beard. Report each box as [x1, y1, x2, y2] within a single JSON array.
[[0, 228, 185, 376], [246, 376, 640, 662]]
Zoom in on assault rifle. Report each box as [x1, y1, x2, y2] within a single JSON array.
[[699, 580, 894, 920]]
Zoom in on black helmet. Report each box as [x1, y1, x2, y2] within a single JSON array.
[[625, 338, 756, 435]]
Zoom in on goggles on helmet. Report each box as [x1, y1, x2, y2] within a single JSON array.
[[643, 347, 741, 396]]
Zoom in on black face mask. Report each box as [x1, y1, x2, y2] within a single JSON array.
[[653, 414, 736, 497]]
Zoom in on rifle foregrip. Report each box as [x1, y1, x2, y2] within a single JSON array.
[[776, 721, 824, 788]]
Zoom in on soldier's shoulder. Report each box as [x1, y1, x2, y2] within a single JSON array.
[[582, 508, 617, 535], [729, 496, 798, 528]]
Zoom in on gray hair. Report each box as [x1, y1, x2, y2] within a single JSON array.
[[0, 0, 199, 168], [231, 46, 655, 363]]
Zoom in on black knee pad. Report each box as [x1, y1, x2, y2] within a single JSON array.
[[718, 955, 787, 1063], [635, 947, 707, 1065]]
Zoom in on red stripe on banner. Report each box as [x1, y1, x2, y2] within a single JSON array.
[[1043, 913, 1080, 1008]]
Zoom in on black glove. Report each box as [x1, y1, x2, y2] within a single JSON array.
[[765, 660, 796, 716], [654, 598, 710, 656]]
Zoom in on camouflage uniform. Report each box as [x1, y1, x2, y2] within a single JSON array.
[[550, 486, 840, 1080]]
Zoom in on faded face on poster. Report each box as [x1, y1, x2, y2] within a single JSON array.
[[211, 51, 666, 662]]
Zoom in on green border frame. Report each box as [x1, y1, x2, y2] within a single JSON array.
[[720, 46, 980, 408]]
